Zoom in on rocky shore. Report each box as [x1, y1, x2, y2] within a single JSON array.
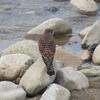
[[0, 0, 100, 100]]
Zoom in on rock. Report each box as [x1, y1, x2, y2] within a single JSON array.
[[40, 84, 70, 100], [79, 26, 92, 38], [70, 89, 100, 100], [81, 20, 100, 48], [46, 7, 58, 12], [56, 67, 89, 90], [70, 0, 98, 15], [0, 54, 33, 81], [27, 18, 72, 36], [79, 50, 91, 61], [1, 40, 40, 61], [55, 48, 82, 69], [79, 65, 100, 77], [20, 58, 60, 96], [0, 81, 26, 100], [92, 45, 100, 64]]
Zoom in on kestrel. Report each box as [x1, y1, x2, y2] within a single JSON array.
[[38, 29, 56, 76]]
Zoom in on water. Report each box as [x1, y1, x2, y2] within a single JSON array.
[[0, 0, 100, 52], [0, 38, 22, 51]]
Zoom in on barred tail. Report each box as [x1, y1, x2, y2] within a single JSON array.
[[42, 56, 55, 76], [47, 64, 55, 76]]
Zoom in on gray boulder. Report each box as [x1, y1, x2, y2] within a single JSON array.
[[40, 84, 70, 100], [0, 54, 33, 81], [71, 0, 98, 15], [0, 81, 26, 100], [20, 58, 62, 96], [27, 18, 72, 36], [0, 40, 40, 61], [56, 67, 89, 90]]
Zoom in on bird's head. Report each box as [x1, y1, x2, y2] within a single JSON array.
[[44, 29, 54, 36]]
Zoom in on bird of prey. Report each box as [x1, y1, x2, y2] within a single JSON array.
[[38, 29, 56, 76]]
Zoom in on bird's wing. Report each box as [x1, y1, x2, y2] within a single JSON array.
[[47, 40, 56, 57], [38, 38, 46, 55], [39, 38, 56, 57]]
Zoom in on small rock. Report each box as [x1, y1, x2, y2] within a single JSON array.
[[79, 50, 91, 61], [2, 8, 12, 11], [55, 48, 82, 69], [56, 67, 89, 90], [0, 40, 40, 61], [70, 0, 98, 15], [79, 26, 92, 38], [20, 58, 60, 96], [0, 54, 33, 81], [40, 84, 70, 100], [46, 7, 58, 12], [70, 89, 100, 100], [81, 20, 100, 48], [26, 18, 72, 36], [92, 45, 100, 64], [0, 81, 26, 100]]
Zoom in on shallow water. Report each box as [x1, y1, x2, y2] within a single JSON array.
[[0, 0, 100, 53]]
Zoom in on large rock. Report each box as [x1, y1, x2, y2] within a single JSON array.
[[0, 40, 40, 61], [40, 84, 70, 100], [70, 89, 100, 100], [0, 54, 33, 80], [55, 48, 82, 69], [0, 81, 26, 100], [70, 0, 98, 15], [92, 45, 100, 64], [81, 20, 100, 48], [27, 18, 72, 36], [79, 65, 100, 77], [20, 58, 61, 96], [56, 67, 89, 90]]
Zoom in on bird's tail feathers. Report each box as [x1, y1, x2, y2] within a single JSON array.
[[47, 64, 55, 76]]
